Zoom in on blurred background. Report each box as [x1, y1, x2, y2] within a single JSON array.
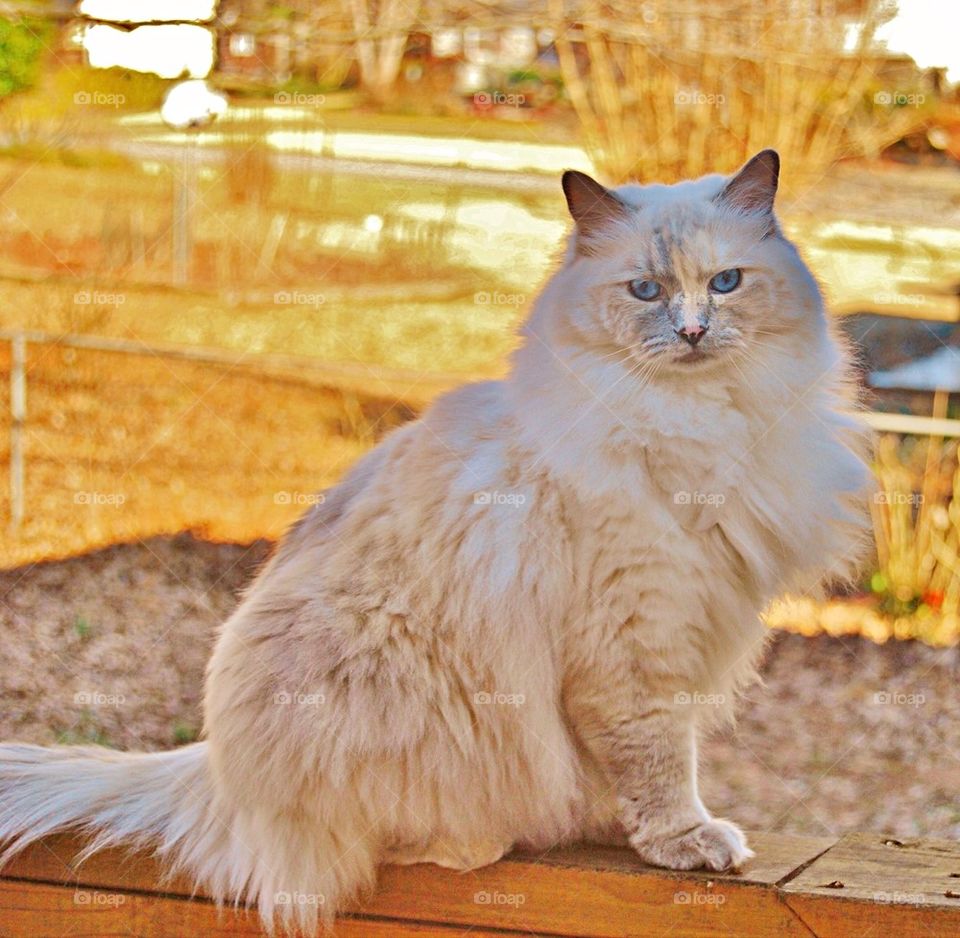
[[0, 0, 959, 838]]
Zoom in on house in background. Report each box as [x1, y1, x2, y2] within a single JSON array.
[[74, 0, 217, 79], [215, 0, 291, 86]]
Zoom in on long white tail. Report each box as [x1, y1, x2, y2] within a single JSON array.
[[0, 741, 377, 934]]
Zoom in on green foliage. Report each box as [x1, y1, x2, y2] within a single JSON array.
[[0, 16, 50, 98], [506, 69, 545, 84], [172, 721, 198, 745], [56, 717, 113, 748], [54, 66, 170, 112]]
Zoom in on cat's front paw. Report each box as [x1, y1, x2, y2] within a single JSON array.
[[630, 819, 752, 872]]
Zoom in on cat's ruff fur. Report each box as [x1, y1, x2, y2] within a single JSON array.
[[0, 151, 871, 935]]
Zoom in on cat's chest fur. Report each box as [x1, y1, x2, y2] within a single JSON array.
[[551, 401, 788, 692], [506, 350, 867, 661], [558, 391, 818, 619]]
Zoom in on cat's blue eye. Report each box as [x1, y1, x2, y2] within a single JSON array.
[[629, 279, 662, 301], [708, 268, 742, 294]]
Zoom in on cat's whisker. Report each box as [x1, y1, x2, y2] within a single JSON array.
[[600, 354, 662, 399], [595, 338, 668, 367], [728, 355, 761, 397], [626, 356, 665, 393], [595, 341, 648, 363]]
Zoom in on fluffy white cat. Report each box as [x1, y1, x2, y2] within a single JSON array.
[[0, 150, 871, 935]]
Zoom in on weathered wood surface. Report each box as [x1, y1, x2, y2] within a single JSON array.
[[783, 832, 960, 937], [0, 880, 511, 938], [1, 830, 958, 937]]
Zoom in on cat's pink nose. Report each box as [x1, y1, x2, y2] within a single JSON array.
[[676, 324, 708, 347]]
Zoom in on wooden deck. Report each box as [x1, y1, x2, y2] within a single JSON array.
[[2, 831, 959, 936]]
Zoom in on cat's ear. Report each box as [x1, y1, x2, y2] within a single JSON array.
[[562, 170, 630, 251], [715, 149, 780, 217]]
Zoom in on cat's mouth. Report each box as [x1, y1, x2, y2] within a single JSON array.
[[676, 348, 709, 364]]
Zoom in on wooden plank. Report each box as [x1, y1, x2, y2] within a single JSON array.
[[522, 835, 833, 885], [783, 832, 960, 938], [0, 880, 518, 938], [9, 831, 960, 937], [863, 411, 960, 439], [2, 832, 829, 938], [370, 835, 826, 938], [2, 835, 197, 898]]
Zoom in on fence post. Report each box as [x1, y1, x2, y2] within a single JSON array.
[[9, 332, 25, 529]]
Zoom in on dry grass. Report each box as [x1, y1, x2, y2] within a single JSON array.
[[872, 416, 959, 610], [552, 0, 928, 188], [867, 415, 960, 644], [0, 342, 416, 568], [769, 403, 960, 647], [0, 153, 527, 570]]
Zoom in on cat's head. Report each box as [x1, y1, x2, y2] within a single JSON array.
[[548, 151, 825, 381]]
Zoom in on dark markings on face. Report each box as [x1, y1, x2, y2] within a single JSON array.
[[649, 226, 670, 277]]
